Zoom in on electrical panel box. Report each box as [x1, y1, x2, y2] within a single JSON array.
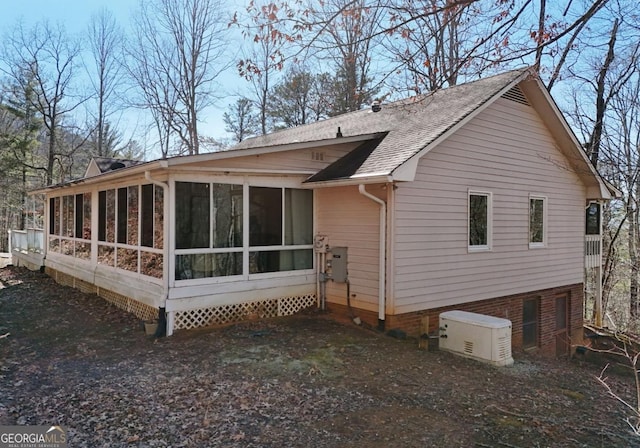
[[439, 310, 513, 367], [330, 247, 348, 283]]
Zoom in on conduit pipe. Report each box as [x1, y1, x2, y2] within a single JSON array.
[[358, 184, 386, 329]]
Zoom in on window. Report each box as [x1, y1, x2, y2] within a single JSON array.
[[175, 182, 243, 280], [175, 182, 211, 249], [117, 186, 139, 245], [96, 184, 164, 278], [48, 193, 90, 258], [522, 298, 539, 349], [586, 202, 600, 235], [249, 187, 313, 274], [141, 184, 154, 247], [117, 187, 128, 244], [174, 182, 313, 280], [74, 192, 91, 241], [529, 195, 546, 248], [141, 184, 163, 249], [468, 191, 491, 250]]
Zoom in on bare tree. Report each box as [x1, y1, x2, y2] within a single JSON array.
[[86, 8, 124, 157], [127, 0, 231, 156], [600, 71, 640, 320], [384, 0, 485, 92], [1, 20, 84, 185], [311, 0, 383, 113], [237, 2, 287, 136]]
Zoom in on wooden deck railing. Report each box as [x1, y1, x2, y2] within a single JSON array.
[[9, 228, 44, 254], [585, 235, 602, 269]]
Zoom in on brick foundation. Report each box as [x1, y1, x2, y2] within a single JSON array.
[[329, 284, 584, 356]]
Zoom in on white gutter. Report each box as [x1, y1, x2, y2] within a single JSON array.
[[304, 175, 394, 189], [145, 170, 170, 335], [358, 184, 386, 327]]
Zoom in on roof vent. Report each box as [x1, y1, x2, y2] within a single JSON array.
[[501, 86, 530, 106], [336, 126, 343, 138], [371, 100, 381, 112]]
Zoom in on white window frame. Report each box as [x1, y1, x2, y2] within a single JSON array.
[[171, 177, 315, 284], [468, 190, 492, 252], [528, 194, 547, 249]]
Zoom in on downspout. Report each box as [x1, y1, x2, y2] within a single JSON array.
[[358, 184, 386, 330], [145, 171, 170, 336]]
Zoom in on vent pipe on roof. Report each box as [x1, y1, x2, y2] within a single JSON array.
[[371, 100, 381, 112], [336, 127, 343, 138]]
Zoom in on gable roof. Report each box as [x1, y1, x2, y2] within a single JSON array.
[[235, 68, 530, 180], [233, 66, 610, 198]]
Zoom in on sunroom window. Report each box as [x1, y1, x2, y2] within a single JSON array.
[[174, 182, 313, 280], [249, 187, 313, 274], [175, 182, 243, 280], [97, 184, 163, 279], [48, 193, 91, 259]]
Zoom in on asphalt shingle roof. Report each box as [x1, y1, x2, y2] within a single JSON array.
[[234, 68, 530, 180]]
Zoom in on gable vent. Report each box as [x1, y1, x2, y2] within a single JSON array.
[[501, 85, 530, 106]]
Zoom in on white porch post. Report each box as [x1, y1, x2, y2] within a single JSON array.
[[594, 201, 603, 328]]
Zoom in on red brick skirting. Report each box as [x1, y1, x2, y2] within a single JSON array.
[[329, 284, 583, 355]]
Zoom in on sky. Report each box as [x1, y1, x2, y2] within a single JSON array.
[[0, 0, 246, 157]]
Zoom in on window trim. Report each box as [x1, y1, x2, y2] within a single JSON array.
[[172, 179, 314, 283], [468, 190, 492, 252], [528, 194, 547, 249]]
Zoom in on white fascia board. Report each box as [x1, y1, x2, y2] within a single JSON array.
[[30, 160, 167, 195], [302, 174, 393, 189]]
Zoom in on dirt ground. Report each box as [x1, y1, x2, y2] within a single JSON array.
[[0, 265, 636, 447]]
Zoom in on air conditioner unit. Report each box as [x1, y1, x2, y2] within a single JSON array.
[[439, 310, 513, 366]]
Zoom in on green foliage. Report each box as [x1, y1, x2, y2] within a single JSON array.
[[268, 68, 331, 129], [224, 97, 260, 143]]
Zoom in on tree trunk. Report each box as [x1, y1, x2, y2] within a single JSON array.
[[630, 198, 639, 317]]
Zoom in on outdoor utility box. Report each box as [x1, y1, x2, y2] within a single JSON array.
[[439, 310, 514, 367], [329, 247, 348, 283]]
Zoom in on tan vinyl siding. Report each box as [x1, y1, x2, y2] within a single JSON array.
[[180, 143, 360, 172], [393, 97, 586, 314], [316, 186, 382, 311]]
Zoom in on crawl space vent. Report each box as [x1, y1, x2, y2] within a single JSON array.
[[501, 85, 530, 106]]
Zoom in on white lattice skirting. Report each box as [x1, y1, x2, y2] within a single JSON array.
[[173, 294, 317, 330]]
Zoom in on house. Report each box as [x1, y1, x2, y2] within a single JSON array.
[[19, 67, 611, 355]]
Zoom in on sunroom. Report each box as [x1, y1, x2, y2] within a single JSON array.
[[37, 162, 318, 335]]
